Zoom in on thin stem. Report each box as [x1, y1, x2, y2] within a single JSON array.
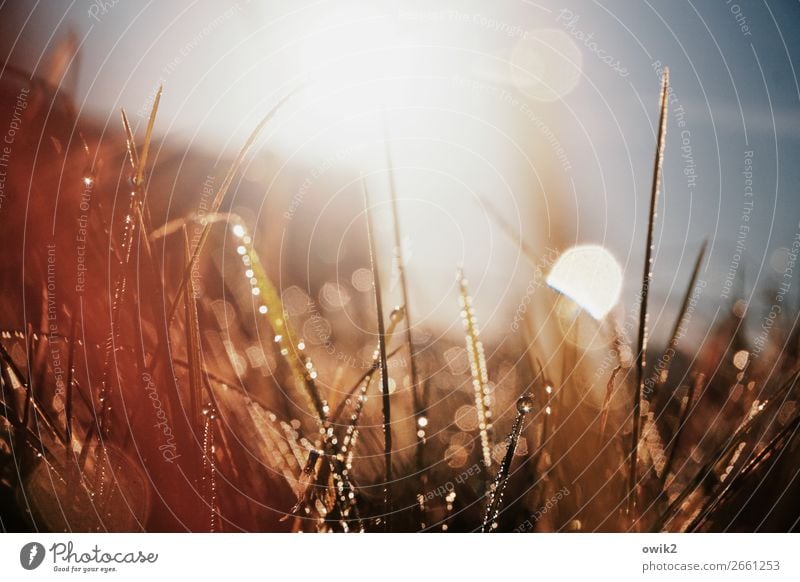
[[458, 269, 493, 469], [383, 132, 428, 527], [363, 177, 392, 531], [659, 372, 701, 492], [167, 90, 296, 326], [482, 397, 534, 532], [627, 68, 669, 527], [648, 241, 707, 397]]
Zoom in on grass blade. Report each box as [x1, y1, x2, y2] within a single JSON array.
[[458, 268, 493, 468], [383, 133, 428, 527], [482, 396, 535, 532], [167, 90, 296, 326], [232, 221, 328, 423], [363, 176, 392, 531], [646, 241, 707, 487], [659, 372, 702, 492], [134, 85, 162, 187], [649, 241, 707, 395], [627, 67, 669, 527], [182, 228, 204, 435]]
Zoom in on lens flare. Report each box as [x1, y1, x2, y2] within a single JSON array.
[[546, 245, 622, 320]]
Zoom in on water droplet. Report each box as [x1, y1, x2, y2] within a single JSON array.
[[390, 305, 405, 322], [516, 395, 535, 414]]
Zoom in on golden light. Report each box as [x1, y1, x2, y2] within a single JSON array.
[[546, 245, 623, 320]]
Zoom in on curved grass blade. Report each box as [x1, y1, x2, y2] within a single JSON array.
[[482, 396, 535, 532], [383, 132, 428, 528], [167, 89, 296, 326]]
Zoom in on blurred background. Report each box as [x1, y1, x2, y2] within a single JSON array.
[[1, 0, 799, 532], [2, 0, 798, 346]]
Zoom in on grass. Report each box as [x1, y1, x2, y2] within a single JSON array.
[[628, 68, 670, 528], [1, 64, 799, 534]]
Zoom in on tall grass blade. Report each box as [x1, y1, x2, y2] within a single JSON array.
[[383, 133, 427, 527], [458, 269, 493, 468], [627, 68, 669, 526], [363, 177, 393, 531]]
